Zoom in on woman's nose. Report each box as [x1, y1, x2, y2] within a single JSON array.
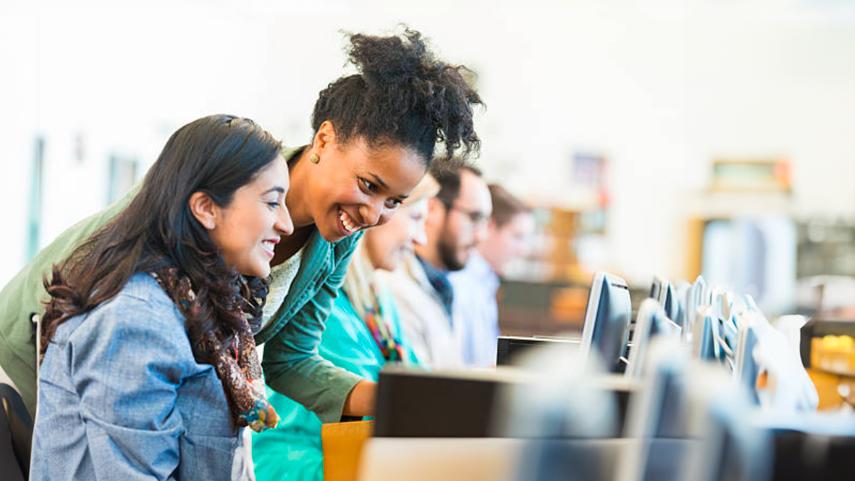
[[359, 200, 384, 227], [276, 206, 294, 236]]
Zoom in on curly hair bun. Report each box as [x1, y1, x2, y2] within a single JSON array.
[[311, 27, 484, 164], [347, 29, 431, 85]]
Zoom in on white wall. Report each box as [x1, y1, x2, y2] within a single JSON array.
[[0, 7, 38, 285], [1, 0, 854, 287]]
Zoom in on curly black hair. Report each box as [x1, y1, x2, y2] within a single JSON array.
[[311, 27, 483, 164]]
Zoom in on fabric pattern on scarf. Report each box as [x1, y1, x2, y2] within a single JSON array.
[[150, 268, 279, 432]]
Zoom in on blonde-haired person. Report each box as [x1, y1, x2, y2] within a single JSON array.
[[252, 174, 439, 481]]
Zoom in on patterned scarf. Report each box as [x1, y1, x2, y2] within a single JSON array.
[[363, 303, 406, 362], [150, 267, 279, 432]]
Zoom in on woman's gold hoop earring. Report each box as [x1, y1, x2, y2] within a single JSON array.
[[309, 153, 320, 164]]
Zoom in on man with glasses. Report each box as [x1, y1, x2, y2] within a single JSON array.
[[381, 164, 492, 367], [449, 185, 535, 367]]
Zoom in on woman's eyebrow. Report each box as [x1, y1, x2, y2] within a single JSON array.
[[262, 186, 285, 195]]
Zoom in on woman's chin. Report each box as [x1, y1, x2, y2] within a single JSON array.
[[378, 252, 403, 271], [320, 227, 347, 243], [237, 260, 270, 279]]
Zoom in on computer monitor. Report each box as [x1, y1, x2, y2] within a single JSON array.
[[650, 276, 666, 301], [682, 367, 772, 481], [700, 314, 739, 370], [372, 366, 635, 438], [692, 306, 718, 360], [496, 335, 579, 367], [762, 412, 855, 480], [617, 337, 692, 481], [684, 276, 709, 339], [580, 272, 633, 373], [659, 282, 680, 324], [718, 314, 740, 369], [735, 320, 760, 405], [625, 299, 682, 378]]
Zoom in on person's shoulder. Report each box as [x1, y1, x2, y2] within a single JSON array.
[[375, 268, 434, 316], [111, 273, 175, 310], [64, 273, 181, 342], [449, 256, 493, 288]]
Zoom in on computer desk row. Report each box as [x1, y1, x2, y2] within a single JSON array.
[[363, 366, 855, 481]]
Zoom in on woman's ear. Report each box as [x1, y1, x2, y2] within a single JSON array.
[[188, 191, 218, 230], [313, 120, 337, 156]]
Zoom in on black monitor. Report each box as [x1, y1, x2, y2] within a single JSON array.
[[372, 367, 635, 438], [580, 272, 633, 373], [496, 335, 579, 367], [764, 414, 855, 481]]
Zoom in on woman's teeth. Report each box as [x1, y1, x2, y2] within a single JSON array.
[[262, 240, 277, 256], [339, 210, 359, 234]]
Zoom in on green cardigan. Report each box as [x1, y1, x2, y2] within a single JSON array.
[[0, 148, 363, 422]]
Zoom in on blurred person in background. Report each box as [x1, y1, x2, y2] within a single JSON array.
[[32, 115, 290, 480], [383, 163, 492, 368], [0, 28, 483, 427], [252, 174, 438, 481], [449, 184, 534, 367]]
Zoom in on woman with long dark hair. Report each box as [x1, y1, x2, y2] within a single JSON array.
[[31, 115, 292, 480], [0, 27, 482, 430]]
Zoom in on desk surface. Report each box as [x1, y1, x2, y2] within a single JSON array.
[[357, 438, 690, 481]]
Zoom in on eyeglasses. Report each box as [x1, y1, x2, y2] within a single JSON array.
[[449, 204, 490, 226]]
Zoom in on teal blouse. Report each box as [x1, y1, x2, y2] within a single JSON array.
[[252, 288, 419, 481]]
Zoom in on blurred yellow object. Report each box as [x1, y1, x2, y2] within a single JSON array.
[[806, 368, 853, 410], [811, 335, 855, 375], [322, 420, 374, 481]]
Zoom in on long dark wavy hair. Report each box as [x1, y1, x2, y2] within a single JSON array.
[[312, 27, 484, 164], [40, 114, 282, 363]]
